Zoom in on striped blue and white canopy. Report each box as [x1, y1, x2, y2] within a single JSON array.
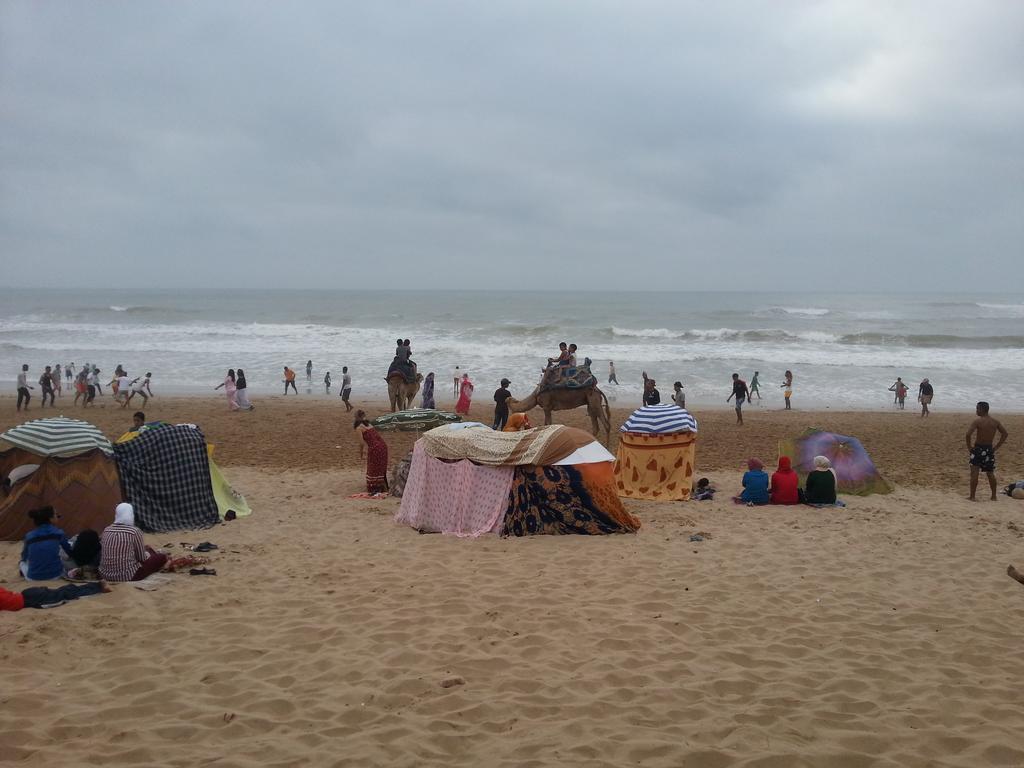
[[1, 416, 113, 457], [620, 405, 698, 434]]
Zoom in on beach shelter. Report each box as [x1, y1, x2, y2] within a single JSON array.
[[372, 408, 462, 432], [395, 424, 640, 537], [0, 417, 122, 541], [117, 423, 251, 521], [779, 429, 892, 496], [614, 405, 699, 501], [112, 424, 222, 533]]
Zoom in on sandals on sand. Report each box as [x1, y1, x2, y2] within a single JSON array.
[[189, 567, 217, 576]]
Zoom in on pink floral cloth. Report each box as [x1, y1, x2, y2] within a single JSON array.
[[396, 442, 514, 537]]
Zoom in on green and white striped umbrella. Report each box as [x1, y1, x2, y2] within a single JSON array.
[[372, 408, 462, 432], [0, 416, 113, 457]]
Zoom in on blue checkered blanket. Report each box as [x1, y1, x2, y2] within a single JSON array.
[[113, 425, 220, 533]]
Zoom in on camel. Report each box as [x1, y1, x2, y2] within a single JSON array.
[[506, 384, 612, 443], [386, 372, 423, 412]]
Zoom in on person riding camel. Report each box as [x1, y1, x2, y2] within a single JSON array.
[[547, 342, 570, 368], [390, 338, 417, 383]]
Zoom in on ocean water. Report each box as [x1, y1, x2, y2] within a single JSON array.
[[1, 289, 1022, 411]]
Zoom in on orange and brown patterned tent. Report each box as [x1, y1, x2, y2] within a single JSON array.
[[0, 447, 122, 541], [614, 405, 699, 501]]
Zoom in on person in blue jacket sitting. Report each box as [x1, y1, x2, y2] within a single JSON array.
[[19, 507, 72, 581], [738, 458, 770, 505]]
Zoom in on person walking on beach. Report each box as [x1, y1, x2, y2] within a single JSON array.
[[214, 369, 240, 411], [16, 364, 33, 411], [750, 371, 761, 402], [235, 368, 254, 410], [91, 367, 103, 397], [456, 373, 474, 415], [727, 373, 750, 425], [918, 378, 933, 417], [453, 366, 461, 398], [493, 378, 512, 430], [781, 370, 793, 410], [340, 366, 352, 411], [66, 363, 74, 386], [966, 401, 1008, 501], [39, 366, 56, 408], [53, 364, 63, 398], [608, 361, 618, 384], [421, 372, 436, 409], [73, 369, 87, 407], [283, 366, 298, 395], [306, 360, 313, 382]]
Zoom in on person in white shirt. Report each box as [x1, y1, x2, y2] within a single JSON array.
[[116, 373, 132, 404], [125, 373, 153, 408], [16, 364, 33, 411], [453, 366, 461, 398]]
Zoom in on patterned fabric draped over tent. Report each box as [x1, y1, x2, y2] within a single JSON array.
[[0, 447, 122, 541], [779, 429, 892, 496], [503, 464, 640, 536], [113, 425, 220, 533], [615, 432, 697, 501], [1, 416, 113, 457]]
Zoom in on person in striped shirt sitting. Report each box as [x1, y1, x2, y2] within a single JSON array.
[[99, 503, 168, 582]]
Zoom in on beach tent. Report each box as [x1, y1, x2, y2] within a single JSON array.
[[0, 417, 122, 541], [614, 405, 699, 501], [112, 424, 222, 533], [779, 429, 892, 496], [396, 424, 640, 537], [117, 423, 251, 521], [372, 408, 462, 432]]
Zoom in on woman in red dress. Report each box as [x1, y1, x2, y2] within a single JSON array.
[[354, 410, 389, 493], [455, 373, 474, 415]]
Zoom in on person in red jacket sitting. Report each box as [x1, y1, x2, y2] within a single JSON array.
[[770, 455, 800, 504]]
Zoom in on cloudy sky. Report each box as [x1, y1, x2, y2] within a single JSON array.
[[1, 1, 1021, 291]]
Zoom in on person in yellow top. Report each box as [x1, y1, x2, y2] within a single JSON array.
[[283, 366, 298, 395]]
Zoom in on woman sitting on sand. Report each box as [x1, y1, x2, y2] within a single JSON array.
[[736, 459, 769, 505], [354, 410, 389, 494], [455, 373, 474, 415], [804, 455, 837, 505], [214, 369, 240, 411], [20, 507, 73, 581], [99, 503, 168, 582], [421, 372, 436, 409], [770, 456, 800, 505]]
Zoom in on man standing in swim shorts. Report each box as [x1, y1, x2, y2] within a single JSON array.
[[727, 373, 749, 425], [749, 371, 761, 402], [918, 378, 934, 417], [966, 401, 1008, 501]]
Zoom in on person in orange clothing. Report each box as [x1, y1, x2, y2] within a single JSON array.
[[503, 413, 532, 432], [770, 455, 800, 504], [1, 581, 109, 611], [283, 366, 298, 395]]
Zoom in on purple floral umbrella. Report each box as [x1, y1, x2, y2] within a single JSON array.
[[779, 429, 892, 495]]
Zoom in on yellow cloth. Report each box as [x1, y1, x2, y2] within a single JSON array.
[[614, 431, 697, 501]]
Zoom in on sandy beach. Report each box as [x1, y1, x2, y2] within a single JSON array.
[[2, 394, 1024, 767]]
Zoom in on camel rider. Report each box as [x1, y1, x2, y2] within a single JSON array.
[[547, 342, 570, 368], [390, 338, 417, 383]]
